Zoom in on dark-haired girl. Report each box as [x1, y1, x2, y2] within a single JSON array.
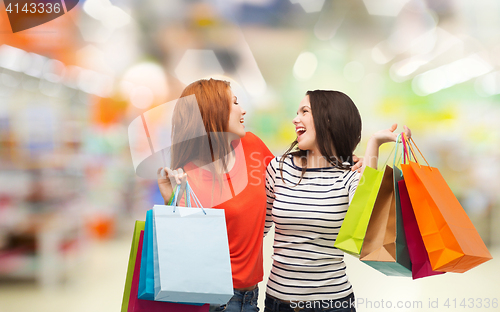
[[263, 90, 410, 312]]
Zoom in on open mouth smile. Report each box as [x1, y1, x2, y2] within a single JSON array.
[[296, 127, 306, 138]]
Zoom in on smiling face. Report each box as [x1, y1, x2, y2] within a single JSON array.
[[226, 89, 246, 138], [293, 95, 318, 152]]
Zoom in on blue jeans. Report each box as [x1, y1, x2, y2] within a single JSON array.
[[211, 287, 260, 312], [264, 293, 356, 312]]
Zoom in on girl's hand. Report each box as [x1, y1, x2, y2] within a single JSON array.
[[370, 123, 411, 146], [351, 155, 363, 173], [157, 167, 187, 205], [362, 124, 412, 170]]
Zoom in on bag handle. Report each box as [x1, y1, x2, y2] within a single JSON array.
[[401, 132, 411, 164], [402, 133, 432, 170], [393, 133, 401, 167], [168, 183, 207, 215], [167, 185, 179, 206], [402, 132, 416, 164], [379, 141, 396, 169], [394, 133, 406, 177], [398, 131, 419, 166], [168, 184, 182, 208], [185, 182, 207, 215], [167, 184, 188, 211]]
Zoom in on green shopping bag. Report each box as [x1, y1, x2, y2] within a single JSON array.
[[334, 165, 385, 256], [121, 221, 145, 312]]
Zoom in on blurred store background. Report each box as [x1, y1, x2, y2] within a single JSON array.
[[0, 0, 499, 311]]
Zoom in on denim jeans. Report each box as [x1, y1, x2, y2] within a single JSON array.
[[211, 287, 260, 312], [264, 293, 356, 312]]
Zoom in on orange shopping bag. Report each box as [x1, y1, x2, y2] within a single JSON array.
[[400, 135, 492, 273]]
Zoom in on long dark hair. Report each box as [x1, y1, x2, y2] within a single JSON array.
[[279, 90, 362, 184]]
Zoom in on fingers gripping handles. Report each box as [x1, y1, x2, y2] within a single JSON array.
[[394, 132, 432, 173]]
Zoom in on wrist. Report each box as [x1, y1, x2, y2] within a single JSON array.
[[368, 135, 382, 147]]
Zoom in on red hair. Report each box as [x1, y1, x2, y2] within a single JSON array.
[[171, 79, 233, 175]]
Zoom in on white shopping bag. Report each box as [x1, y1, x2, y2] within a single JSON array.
[[152, 201, 233, 305]]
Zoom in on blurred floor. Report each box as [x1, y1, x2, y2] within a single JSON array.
[[0, 233, 131, 312], [0, 227, 498, 312]]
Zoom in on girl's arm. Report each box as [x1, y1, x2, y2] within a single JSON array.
[[345, 124, 410, 204], [362, 124, 411, 171], [263, 159, 276, 237]]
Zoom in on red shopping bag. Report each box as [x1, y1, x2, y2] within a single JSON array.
[[398, 180, 444, 279]]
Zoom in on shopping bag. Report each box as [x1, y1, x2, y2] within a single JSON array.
[[392, 166, 412, 275], [334, 165, 386, 256], [138, 189, 205, 305], [153, 183, 233, 304], [360, 164, 412, 276], [138, 192, 205, 304], [401, 136, 492, 273], [128, 231, 209, 312], [121, 221, 145, 312], [398, 179, 444, 279], [138, 210, 154, 300]]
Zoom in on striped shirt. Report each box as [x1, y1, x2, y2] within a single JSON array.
[[264, 155, 359, 301]]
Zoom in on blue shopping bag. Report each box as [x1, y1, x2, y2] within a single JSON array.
[[152, 183, 233, 305], [138, 186, 184, 301], [138, 210, 154, 300]]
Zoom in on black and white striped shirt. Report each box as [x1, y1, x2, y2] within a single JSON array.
[[264, 155, 359, 301]]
